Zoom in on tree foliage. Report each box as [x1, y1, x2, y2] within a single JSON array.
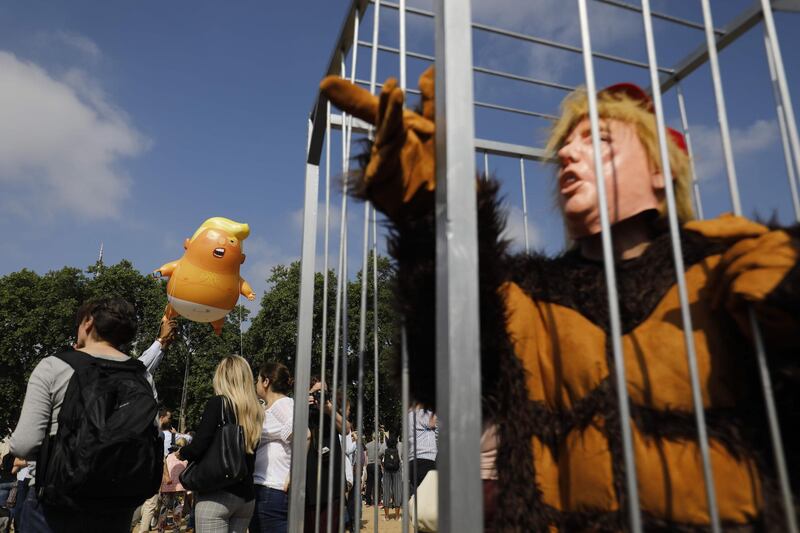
[[243, 255, 401, 435]]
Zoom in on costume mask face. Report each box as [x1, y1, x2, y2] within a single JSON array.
[[557, 118, 665, 239]]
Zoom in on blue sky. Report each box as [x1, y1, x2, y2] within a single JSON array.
[[1, 0, 799, 320]]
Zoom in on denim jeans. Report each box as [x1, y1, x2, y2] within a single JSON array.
[[19, 486, 134, 533], [248, 485, 288, 533], [0, 480, 15, 509]]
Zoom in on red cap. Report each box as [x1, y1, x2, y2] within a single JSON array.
[[600, 82, 688, 154]]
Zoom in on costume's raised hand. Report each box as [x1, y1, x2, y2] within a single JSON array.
[[686, 214, 800, 343], [320, 67, 436, 219]]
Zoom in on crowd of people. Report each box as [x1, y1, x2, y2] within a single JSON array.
[[0, 297, 440, 533]]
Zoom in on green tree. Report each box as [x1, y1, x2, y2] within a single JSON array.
[[244, 255, 400, 435], [0, 260, 249, 436], [0, 267, 86, 434]]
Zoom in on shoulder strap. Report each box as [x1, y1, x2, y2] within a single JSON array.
[[54, 350, 95, 371], [55, 350, 145, 373]]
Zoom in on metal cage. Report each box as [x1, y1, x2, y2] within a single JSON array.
[[289, 1, 800, 531]]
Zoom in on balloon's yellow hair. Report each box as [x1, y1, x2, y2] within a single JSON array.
[[190, 217, 250, 243]]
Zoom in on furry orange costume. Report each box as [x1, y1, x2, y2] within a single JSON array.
[[321, 69, 800, 530]]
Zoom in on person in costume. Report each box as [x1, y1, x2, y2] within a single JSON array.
[[320, 67, 800, 531]]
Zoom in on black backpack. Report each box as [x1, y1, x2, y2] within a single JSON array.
[[36, 350, 163, 511], [383, 447, 400, 472]]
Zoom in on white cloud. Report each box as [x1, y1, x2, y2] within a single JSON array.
[[690, 119, 779, 183], [472, 0, 643, 83], [52, 31, 102, 62], [0, 51, 147, 220]]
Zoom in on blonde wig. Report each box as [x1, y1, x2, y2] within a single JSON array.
[[213, 355, 264, 453], [190, 217, 250, 243], [546, 87, 695, 224]]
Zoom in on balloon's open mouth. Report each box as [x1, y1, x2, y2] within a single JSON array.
[[213, 248, 225, 258]]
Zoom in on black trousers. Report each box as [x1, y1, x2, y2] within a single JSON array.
[[364, 465, 382, 505], [408, 459, 436, 498]]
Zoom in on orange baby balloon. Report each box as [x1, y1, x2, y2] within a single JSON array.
[[155, 217, 256, 335]]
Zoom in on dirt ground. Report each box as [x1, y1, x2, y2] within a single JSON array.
[[133, 504, 415, 532], [358, 504, 411, 532]]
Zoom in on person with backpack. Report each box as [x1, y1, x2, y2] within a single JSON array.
[[176, 355, 263, 532], [381, 435, 402, 521], [9, 297, 166, 533], [363, 432, 385, 507]]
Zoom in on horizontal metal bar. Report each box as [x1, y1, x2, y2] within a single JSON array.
[[659, 1, 765, 92], [375, 0, 674, 74], [475, 138, 555, 163], [357, 40, 434, 62], [473, 65, 575, 92], [773, 0, 800, 12], [330, 114, 556, 163], [474, 100, 558, 120], [594, 0, 725, 34], [357, 40, 575, 92], [352, 78, 557, 120]]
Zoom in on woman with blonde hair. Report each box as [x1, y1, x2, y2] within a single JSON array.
[[178, 355, 263, 532]]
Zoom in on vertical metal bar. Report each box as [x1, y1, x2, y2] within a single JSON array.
[[412, 409, 419, 533], [327, 57, 349, 533], [483, 151, 489, 180], [764, 31, 800, 221], [699, 0, 742, 213], [401, 325, 410, 533], [370, 1, 381, 96], [314, 103, 333, 533], [761, 0, 800, 198], [750, 304, 799, 533], [759, 10, 800, 531], [519, 158, 530, 253], [700, 3, 798, 531], [576, 2, 642, 531], [641, 2, 721, 530], [339, 17, 360, 530], [399, 0, 407, 90], [338, 227, 349, 533], [326, 197, 344, 533], [372, 211, 381, 533], [676, 84, 705, 220], [434, 1, 484, 531], [353, 202, 370, 527], [353, 3, 381, 529], [288, 118, 321, 533]]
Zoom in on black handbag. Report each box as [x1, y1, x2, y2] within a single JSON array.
[[179, 397, 248, 492]]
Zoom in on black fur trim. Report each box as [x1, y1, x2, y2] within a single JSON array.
[[508, 227, 729, 333], [523, 377, 755, 461], [386, 179, 514, 410]]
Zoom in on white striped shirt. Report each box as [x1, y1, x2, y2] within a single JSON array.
[[406, 408, 438, 461]]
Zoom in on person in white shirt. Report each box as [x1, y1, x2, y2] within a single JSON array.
[[407, 406, 438, 497], [250, 362, 294, 533], [335, 394, 356, 530]]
